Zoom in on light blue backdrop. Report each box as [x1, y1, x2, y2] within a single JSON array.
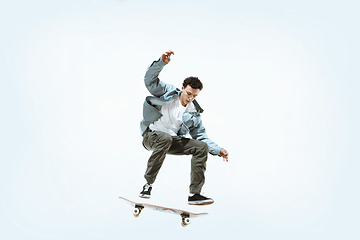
[[1, 0, 359, 239]]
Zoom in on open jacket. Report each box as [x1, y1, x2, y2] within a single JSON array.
[[140, 58, 222, 156]]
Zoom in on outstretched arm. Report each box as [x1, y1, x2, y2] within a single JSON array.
[[144, 50, 176, 97], [187, 114, 229, 161]]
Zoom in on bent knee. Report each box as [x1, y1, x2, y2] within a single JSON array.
[[194, 141, 208, 155], [199, 141, 208, 151]]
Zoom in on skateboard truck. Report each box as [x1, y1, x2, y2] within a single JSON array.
[[133, 204, 144, 218], [180, 213, 191, 227]]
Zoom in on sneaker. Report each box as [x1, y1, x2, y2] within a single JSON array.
[[188, 194, 214, 205], [139, 183, 152, 198]]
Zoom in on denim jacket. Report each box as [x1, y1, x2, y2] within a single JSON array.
[[140, 58, 222, 156]]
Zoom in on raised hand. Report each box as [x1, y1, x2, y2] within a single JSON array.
[[161, 50, 174, 64]]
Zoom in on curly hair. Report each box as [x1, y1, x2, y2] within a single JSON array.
[[182, 76, 203, 90]]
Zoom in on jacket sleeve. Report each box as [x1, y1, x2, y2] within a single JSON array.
[[144, 58, 175, 97], [189, 115, 222, 157]]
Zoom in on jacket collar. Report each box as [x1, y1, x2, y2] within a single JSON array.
[[192, 99, 204, 113]]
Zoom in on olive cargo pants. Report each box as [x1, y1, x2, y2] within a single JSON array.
[[142, 130, 208, 194]]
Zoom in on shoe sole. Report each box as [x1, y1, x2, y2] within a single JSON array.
[[188, 200, 214, 205], [139, 194, 150, 199]]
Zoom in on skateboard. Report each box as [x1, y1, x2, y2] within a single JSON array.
[[119, 196, 208, 227]]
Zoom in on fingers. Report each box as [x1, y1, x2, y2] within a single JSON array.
[[163, 51, 174, 59], [220, 149, 229, 162], [165, 50, 174, 56]]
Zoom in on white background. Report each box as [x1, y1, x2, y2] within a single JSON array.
[[1, 0, 359, 239]]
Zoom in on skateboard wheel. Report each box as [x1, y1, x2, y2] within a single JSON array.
[[181, 218, 191, 227], [133, 208, 141, 218]]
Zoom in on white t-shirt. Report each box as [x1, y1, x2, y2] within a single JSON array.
[[149, 96, 196, 136]]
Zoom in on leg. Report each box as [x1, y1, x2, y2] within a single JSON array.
[[142, 131, 173, 184], [167, 137, 208, 194]]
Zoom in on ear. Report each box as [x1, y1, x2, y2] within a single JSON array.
[[182, 86, 184, 90]]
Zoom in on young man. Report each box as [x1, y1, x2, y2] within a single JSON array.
[[139, 51, 229, 205]]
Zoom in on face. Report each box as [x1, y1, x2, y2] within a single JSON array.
[[180, 85, 201, 107]]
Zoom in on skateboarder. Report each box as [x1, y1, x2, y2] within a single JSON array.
[[139, 51, 229, 205]]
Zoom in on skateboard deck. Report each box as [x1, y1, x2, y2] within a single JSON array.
[[119, 196, 208, 227]]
